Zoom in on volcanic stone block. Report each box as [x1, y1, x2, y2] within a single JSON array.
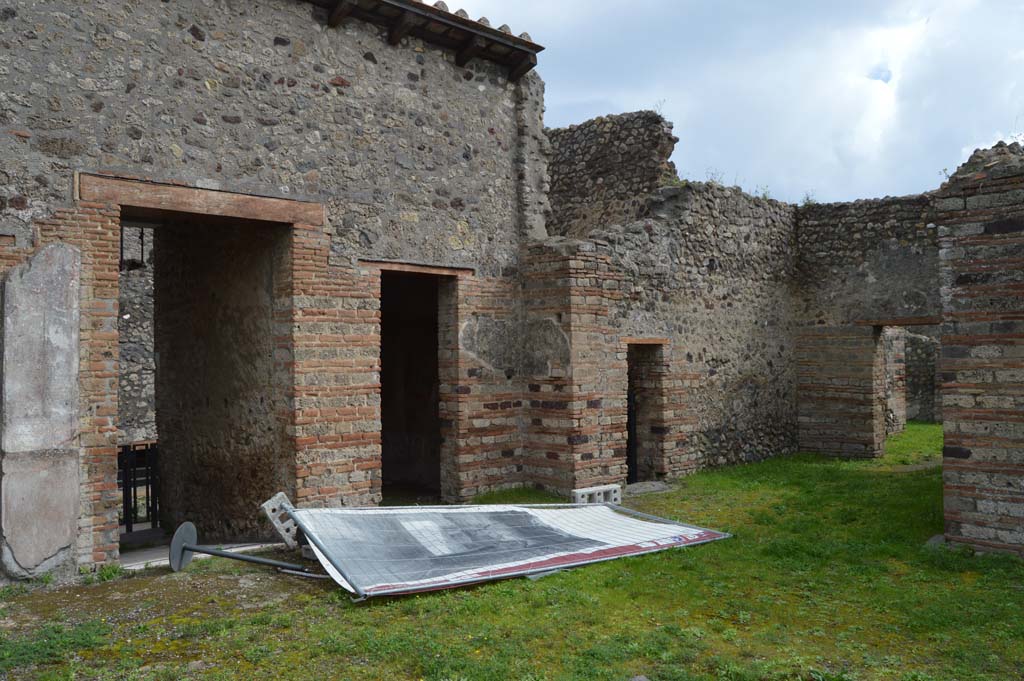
[[2, 243, 81, 453]]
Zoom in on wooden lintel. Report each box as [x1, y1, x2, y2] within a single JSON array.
[[621, 337, 671, 346], [388, 11, 417, 45], [456, 36, 488, 67], [508, 52, 537, 82], [359, 259, 473, 278], [77, 173, 325, 226], [328, 0, 356, 28]]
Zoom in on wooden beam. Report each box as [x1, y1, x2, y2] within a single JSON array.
[[621, 337, 671, 346], [388, 11, 416, 45], [328, 0, 356, 28], [508, 52, 537, 82], [77, 174, 325, 226], [455, 36, 488, 67], [358, 259, 474, 277]]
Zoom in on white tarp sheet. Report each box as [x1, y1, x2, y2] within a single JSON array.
[[289, 504, 729, 599]]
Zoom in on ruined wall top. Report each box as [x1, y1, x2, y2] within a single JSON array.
[[546, 111, 678, 237], [944, 141, 1024, 187]]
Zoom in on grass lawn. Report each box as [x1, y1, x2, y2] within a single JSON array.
[[2, 423, 1023, 680], [878, 422, 945, 467]]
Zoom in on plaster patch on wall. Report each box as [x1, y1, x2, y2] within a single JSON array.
[[522, 318, 571, 377], [1, 243, 80, 453], [1, 450, 79, 578], [459, 316, 569, 377]]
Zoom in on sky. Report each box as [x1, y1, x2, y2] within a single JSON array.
[[453, 0, 1024, 203]]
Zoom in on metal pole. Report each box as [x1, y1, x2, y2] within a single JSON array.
[[168, 522, 315, 575], [181, 543, 310, 572]]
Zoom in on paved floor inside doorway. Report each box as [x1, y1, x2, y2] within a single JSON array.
[[120, 540, 284, 571]]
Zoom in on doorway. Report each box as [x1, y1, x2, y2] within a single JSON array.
[[117, 223, 160, 546], [150, 213, 291, 542], [380, 271, 443, 503], [626, 343, 666, 484]]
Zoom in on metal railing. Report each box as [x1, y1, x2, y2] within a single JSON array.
[[118, 442, 159, 534]]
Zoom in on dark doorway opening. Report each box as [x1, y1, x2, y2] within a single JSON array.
[[150, 214, 292, 542], [626, 344, 665, 484], [381, 272, 442, 503]]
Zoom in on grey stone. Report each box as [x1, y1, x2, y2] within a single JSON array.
[[624, 481, 671, 496], [2, 243, 81, 454]]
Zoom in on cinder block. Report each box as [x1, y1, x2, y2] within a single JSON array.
[[571, 484, 622, 505]]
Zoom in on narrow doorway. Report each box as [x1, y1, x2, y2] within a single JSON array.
[[381, 271, 442, 503], [626, 344, 665, 484], [117, 222, 161, 548]]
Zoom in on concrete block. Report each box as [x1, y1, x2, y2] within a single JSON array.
[[1, 449, 80, 578], [572, 484, 622, 505], [2, 244, 81, 453]]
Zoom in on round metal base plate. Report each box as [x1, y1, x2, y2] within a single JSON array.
[[169, 522, 197, 572]]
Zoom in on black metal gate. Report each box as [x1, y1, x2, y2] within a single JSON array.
[[118, 442, 160, 534]]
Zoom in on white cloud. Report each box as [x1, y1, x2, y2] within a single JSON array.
[[453, 0, 1023, 202]]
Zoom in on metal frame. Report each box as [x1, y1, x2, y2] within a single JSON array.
[[284, 503, 731, 601], [168, 496, 731, 601]]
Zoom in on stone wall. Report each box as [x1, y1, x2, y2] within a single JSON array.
[[117, 226, 156, 445], [793, 194, 939, 456], [883, 327, 907, 436], [935, 142, 1024, 556], [0, 0, 550, 569], [529, 176, 799, 484], [906, 331, 941, 422], [796, 197, 939, 326], [0, 0, 1018, 564], [546, 112, 677, 237], [0, 0, 547, 276], [593, 183, 799, 470]]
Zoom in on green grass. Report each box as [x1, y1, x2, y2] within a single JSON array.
[[881, 422, 945, 466], [0, 622, 109, 673], [2, 423, 1022, 680]]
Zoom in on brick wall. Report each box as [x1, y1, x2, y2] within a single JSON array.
[[627, 344, 670, 482], [522, 239, 700, 493], [797, 326, 886, 457], [936, 142, 1024, 555], [0, 204, 123, 571], [446, 274, 525, 499], [290, 240, 381, 509], [521, 243, 581, 493]]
